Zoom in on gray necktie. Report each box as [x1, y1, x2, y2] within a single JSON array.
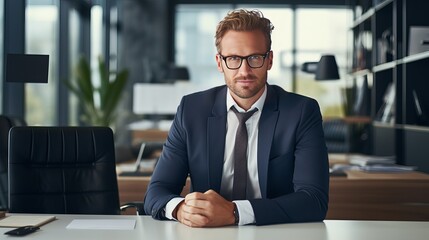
[[231, 106, 258, 200]]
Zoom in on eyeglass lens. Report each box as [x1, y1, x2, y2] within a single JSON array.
[[223, 53, 268, 69]]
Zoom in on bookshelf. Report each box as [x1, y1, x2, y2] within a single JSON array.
[[349, 0, 429, 173]]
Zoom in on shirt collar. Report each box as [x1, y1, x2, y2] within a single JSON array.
[[226, 85, 267, 113]]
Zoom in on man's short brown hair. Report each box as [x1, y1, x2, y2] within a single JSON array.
[[215, 9, 274, 53]]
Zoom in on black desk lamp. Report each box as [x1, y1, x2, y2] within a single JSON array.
[[315, 55, 340, 80], [301, 54, 340, 80]]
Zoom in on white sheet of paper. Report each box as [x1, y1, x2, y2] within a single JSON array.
[[66, 219, 136, 230]]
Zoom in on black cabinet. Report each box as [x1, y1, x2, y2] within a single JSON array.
[[349, 0, 429, 173]]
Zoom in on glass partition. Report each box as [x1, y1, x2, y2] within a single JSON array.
[[25, 0, 58, 125]]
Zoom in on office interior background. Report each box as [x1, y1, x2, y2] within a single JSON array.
[[1, 0, 429, 173]]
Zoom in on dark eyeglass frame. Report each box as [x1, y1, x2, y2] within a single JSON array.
[[218, 51, 270, 70]]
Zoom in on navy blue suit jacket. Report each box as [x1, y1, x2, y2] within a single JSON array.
[[144, 84, 329, 226]]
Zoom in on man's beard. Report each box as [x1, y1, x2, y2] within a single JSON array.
[[228, 74, 265, 99]]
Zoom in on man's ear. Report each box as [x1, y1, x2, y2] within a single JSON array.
[[216, 54, 224, 73], [267, 51, 273, 70]]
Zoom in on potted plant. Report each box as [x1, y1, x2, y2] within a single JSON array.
[[65, 56, 128, 127]]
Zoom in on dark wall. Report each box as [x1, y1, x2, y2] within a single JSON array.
[[115, 0, 170, 145], [120, 0, 170, 84]]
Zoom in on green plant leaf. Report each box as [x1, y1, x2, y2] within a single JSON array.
[[102, 69, 129, 122], [64, 55, 128, 127], [98, 56, 110, 110], [75, 57, 94, 106]]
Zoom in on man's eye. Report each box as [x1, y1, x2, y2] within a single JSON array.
[[227, 56, 241, 61], [248, 55, 262, 61]]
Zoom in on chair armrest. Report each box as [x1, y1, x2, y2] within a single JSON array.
[[120, 202, 146, 215]]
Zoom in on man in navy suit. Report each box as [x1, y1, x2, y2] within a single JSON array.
[[144, 9, 329, 227]]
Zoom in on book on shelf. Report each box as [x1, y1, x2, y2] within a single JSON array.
[[412, 89, 429, 126], [375, 82, 395, 123]]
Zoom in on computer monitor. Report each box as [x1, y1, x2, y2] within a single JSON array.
[[132, 82, 214, 115], [408, 26, 429, 55], [133, 83, 179, 115], [6, 54, 49, 83]]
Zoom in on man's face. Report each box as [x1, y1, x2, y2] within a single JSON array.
[[216, 30, 273, 103]]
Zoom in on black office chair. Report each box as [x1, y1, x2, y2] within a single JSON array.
[[0, 115, 26, 210], [323, 118, 371, 154], [8, 126, 121, 214], [323, 119, 352, 153]]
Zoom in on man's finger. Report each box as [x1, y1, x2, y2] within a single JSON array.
[[180, 206, 209, 227], [186, 213, 209, 227], [185, 192, 208, 202], [204, 189, 216, 195], [184, 199, 209, 209]]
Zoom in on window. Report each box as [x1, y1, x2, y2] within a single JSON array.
[[239, 6, 293, 91], [175, 5, 352, 117], [175, 5, 230, 90], [91, 5, 103, 91], [68, 8, 81, 126], [295, 8, 352, 117], [25, 0, 58, 125]]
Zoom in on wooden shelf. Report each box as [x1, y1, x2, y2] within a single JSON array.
[[349, 69, 371, 77], [403, 51, 429, 64], [372, 61, 397, 72], [374, 0, 394, 11], [351, 8, 374, 29]]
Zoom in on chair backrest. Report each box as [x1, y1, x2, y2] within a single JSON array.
[[8, 126, 120, 214], [0, 115, 26, 210]]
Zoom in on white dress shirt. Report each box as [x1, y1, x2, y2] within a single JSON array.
[[165, 86, 267, 225]]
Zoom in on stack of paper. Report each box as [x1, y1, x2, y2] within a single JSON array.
[[344, 154, 417, 173], [361, 165, 417, 172], [66, 219, 136, 230], [349, 155, 396, 166]]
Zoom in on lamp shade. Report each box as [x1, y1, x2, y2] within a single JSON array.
[[315, 55, 340, 80]]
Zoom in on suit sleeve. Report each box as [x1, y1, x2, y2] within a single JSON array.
[[143, 98, 189, 219], [250, 99, 329, 225]]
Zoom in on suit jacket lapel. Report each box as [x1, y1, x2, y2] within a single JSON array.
[[258, 85, 279, 198], [207, 86, 227, 192]]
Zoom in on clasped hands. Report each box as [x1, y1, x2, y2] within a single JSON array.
[[173, 189, 236, 227]]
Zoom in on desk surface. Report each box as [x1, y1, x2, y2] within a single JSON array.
[[1, 214, 428, 240]]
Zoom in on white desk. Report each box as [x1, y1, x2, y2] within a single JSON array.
[[1, 214, 428, 240]]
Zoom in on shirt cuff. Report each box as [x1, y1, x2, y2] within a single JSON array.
[[165, 197, 185, 220], [233, 200, 256, 225]]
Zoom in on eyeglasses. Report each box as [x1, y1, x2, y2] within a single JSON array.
[[219, 52, 270, 70]]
